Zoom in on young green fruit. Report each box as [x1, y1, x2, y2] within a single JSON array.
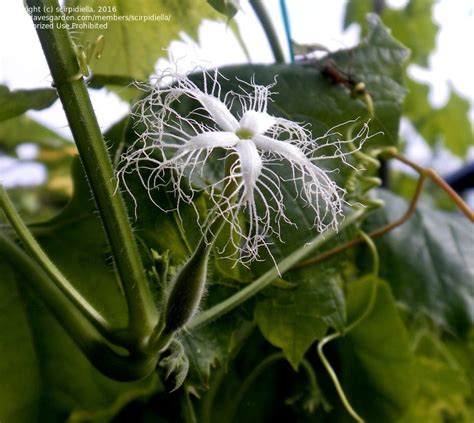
[[163, 240, 211, 336]]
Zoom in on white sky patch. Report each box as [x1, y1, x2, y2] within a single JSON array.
[[0, 156, 47, 187]]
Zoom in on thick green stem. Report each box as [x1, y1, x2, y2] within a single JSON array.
[[249, 0, 285, 63], [25, 0, 157, 343], [187, 209, 366, 330], [0, 232, 157, 381]]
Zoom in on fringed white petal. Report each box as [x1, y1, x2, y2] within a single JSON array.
[[195, 93, 239, 132], [253, 134, 344, 232], [183, 131, 239, 151], [252, 134, 310, 165], [234, 139, 263, 203], [239, 110, 276, 136]]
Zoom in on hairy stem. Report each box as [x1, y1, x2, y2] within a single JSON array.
[[26, 0, 157, 343], [187, 209, 366, 330], [249, 0, 285, 63]]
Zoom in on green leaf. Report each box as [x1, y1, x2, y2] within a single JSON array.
[[344, 0, 438, 67], [0, 85, 57, 122], [0, 255, 159, 423], [343, 0, 372, 31], [208, 0, 240, 19], [181, 286, 252, 390], [124, 174, 207, 266], [405, 79, 473, 157], [0, 137, 159, 421], [382, 0, 438, 67], [254, 267, 346, 369], [337, 276, 417, 422], [363, 190, 474, 335], [403, 77, 432, 120], [0, 115, 70, 154], [399, 331, 473, 423], [64, 0, 224, 80], [213, 16, 408, 149]]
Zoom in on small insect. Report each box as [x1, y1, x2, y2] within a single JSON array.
[[71, 34, 105, 81], [319, 59, 369, 99], [305, 57, 374, 117]]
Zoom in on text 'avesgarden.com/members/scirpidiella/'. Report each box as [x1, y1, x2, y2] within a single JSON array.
[[26, 4, 172, 30]]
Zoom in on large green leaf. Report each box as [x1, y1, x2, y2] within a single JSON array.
[[345, 2, 471, 157], [254, 267, 346, 369], [121, 15, 408, 265], [115, 16, 409, 377], [362, 190, 474, 335], [0, 139, 159, 422], [0, 257, 159, 423], [337, 276, 416, 422], [0, 85, 57, 122], [64, 0, 224, 80]]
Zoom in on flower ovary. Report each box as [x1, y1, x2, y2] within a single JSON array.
[[235, 128, 254, 140]]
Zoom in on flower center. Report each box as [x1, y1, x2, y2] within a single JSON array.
[[235, 127, 254, 140]]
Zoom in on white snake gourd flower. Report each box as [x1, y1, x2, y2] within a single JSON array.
[[119, 69, 372, 264]]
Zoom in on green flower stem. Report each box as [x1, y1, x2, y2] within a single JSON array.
[[26, 0, 157, 343], [0, 232, 158, 381], [187, 208, 366, 331], [249, 0, 286, 63], [0, 185, 117, 341]]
